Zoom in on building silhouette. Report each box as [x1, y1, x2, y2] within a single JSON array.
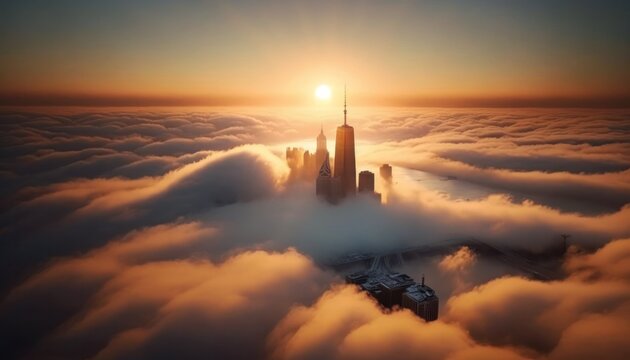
[[316, 153, 341, 203], [287, 126, 330, 182], [380, 164, 392, 183], [303, 150, 317, 180], [358, 170, 382, 202], [286, 147, 305, 182], [334, 87, 356, 197], [358, 170, 375, 192], [307, 87, 384, 204], [316, 124, 329, 172]]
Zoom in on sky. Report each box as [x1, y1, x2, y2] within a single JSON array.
[[1, 0, 630, 106]]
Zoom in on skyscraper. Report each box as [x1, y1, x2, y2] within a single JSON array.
[[380, 164, 392, 183], [334, 86, 356, 197], [315, 124, 328, 171], [316, 153, 341, 204]]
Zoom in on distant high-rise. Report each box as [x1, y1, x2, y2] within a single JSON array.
[[380, 164, 392, 183], [358, 171, 375, 192], [286, 147, 305, 182], [334, 86, 356, 197], [303, 150, 317, 180], [358, 170, 381, 202], [316, 124, 329, 171]]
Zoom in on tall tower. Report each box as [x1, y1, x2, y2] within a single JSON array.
[[334, 86, 356, 197], [315, 123, 328, 171]]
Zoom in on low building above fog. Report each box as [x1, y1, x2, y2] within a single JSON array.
[[346, 270, 439, 322], [358, 170, 382, 202]]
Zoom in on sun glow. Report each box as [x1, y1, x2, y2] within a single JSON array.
[[315, 84, 331, 100]]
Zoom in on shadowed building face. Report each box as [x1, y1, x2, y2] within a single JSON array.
[[358, 171, 375, 193], [334, 90, 356, 197], [334, 124, 356, 196]]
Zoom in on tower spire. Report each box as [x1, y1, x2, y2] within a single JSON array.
[[344, 84, 347, 125]]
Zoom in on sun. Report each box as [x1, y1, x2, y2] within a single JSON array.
[[315, 84, 331, 100]]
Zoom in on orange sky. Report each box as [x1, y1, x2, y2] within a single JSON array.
[[1, 1, 629, 107]]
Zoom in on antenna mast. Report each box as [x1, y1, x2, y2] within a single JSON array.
[[344, 84, 347, 125]]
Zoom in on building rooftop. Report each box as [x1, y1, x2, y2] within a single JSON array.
[[404, 283, 438, 302], [346, 271, 415, 289], [345, 272, 369, 284], [360, 278, 383, 292], [377, 272, 415, 290]]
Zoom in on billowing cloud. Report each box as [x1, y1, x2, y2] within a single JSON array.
[[438, 246, 478, 294], [564, 237, 630, 281], [268, 285, 532, 360], [268, 240, 630, 360], [439, 246, 476, 272], [0, 110, 295, 197], [0, 221, 332, 359], [445, 239, 630, 358], [1, 108, 629, 360], [357, 108, 630, 213], [0, 144, 288, 293]]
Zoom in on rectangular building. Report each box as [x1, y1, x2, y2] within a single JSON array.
[[358, 170, 375, 192], [376, 273, 415, 308], [402, 284, 439, 321], [345, 270, 438, 321]]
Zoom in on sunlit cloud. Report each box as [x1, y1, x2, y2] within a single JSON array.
[[1, 107, 629, 359]]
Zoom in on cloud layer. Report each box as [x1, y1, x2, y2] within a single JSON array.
[[0, 222, 331, 359], [1, 108, 629, 359], [356, 108, 630, 213], [269, 239, 630, 360]]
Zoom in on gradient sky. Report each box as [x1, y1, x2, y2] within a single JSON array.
[[1, 0, 629, 106]]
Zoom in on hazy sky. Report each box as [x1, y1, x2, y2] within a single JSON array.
[[1, 0, 629, 106]]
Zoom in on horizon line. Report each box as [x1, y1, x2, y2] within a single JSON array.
[[1, 93, 629, 109]]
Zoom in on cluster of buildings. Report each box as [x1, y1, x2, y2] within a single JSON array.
[[286, 90, 438, 321], [346, 270, 439, 321], [286, 89, 393, 204], [286, 127, 329, 182]]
